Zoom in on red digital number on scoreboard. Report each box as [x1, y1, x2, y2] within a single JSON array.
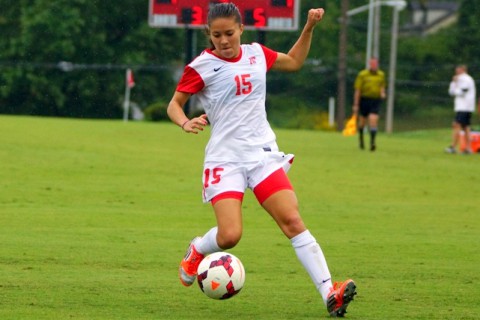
[[149, 0, 299, 31]]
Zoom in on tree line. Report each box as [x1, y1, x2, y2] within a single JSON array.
[[0, 0, 478, 127]]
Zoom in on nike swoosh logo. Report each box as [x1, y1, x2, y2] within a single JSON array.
[[322, 278, 331, 284], [214, 66, 223, 72]]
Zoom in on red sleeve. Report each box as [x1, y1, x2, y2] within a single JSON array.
[[260, 44, 278, 71], [176, 65, 205, 94]]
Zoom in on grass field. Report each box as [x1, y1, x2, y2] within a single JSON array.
[[1, 115, 479, 319]]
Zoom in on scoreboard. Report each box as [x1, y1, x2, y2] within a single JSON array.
[[149, 0, 299, 31]]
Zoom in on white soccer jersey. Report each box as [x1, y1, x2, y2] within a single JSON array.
[[449, 73, 476, 112], [176, 43, 278, 162]]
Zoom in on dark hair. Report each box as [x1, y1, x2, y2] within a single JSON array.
[[207, 2, 242, 26], [205, 3, 242, 50]]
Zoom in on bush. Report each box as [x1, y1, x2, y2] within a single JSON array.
[[143, 101, 169, 122], [267, 94, 335, 130]]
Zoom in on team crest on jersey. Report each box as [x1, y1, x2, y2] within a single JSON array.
[[249, 56, 256, 65]]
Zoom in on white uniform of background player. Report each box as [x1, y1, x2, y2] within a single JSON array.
[[445, 65, 476, 153]]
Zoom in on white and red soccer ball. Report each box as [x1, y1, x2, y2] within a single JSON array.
[[196, 252, 245, 300]]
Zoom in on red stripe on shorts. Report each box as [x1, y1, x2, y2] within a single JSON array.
[[253, 168, 293, 204], [211, 191, 244, 206]]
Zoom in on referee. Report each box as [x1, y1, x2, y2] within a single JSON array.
[[353, 57, 386, 151]]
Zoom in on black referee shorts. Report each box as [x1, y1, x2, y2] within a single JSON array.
[[359, 98, 382, 117]]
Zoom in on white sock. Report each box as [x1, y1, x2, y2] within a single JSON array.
[[291, 230, 333, 305], [195, 227, 221, 255]]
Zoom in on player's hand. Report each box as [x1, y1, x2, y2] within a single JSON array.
[[305, 8, 325, 29], [182, 114, 208, 134]]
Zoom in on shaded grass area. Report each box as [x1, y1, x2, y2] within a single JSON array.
[[0, 116, 479, 319]]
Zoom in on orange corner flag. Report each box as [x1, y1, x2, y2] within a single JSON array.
[[342, 114, 357, 136]]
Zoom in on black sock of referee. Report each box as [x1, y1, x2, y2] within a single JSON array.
[[370, 128, 377, 149], [358, 127, 364, 149]]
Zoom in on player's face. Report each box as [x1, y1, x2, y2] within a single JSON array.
[[209, 17, 243, 59]]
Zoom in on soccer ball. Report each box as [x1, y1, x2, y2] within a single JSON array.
[[196, 252, 245, 300]]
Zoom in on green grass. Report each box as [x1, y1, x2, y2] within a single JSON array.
[[0, 115, 479, 319]]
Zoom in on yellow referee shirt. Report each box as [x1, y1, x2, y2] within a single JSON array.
[[354, 69, 386, 99]]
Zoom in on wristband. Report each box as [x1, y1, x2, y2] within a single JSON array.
[[181, 120, 189, 130]]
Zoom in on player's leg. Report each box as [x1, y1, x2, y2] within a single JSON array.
[[445, 118, 461, 153], [367, 100, 381, 151], [461, 112, 472, 154], [260, 189, 333, 302], [358, 115, 366, 150], [462, 125, 472, 154], [452, 122, 461, 149], [253, 169, 333, 301], [179, 164, 245, 287], [211, 198, 243, 249], [358, 99, 369, 150], [179, 198, 243, 287], [263, 189, 357, 316], [368, 112, 379, 151], [254, 167, 356, 315]]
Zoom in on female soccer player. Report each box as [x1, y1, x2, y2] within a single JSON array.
[[167, 3, 356, 317]]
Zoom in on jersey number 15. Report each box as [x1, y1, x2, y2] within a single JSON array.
[[234, 74, 252, 95]]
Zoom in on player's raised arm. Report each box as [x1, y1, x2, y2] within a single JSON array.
[[272, 8, 325, 72]]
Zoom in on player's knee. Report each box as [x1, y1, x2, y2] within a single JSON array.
[[217, 230, 242, 249], [282, 214, 305, 238]]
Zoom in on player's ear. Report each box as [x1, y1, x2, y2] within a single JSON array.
[[239, 24, 244, 35]]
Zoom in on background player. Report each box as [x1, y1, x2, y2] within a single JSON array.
[[445, 64, 476, 154]]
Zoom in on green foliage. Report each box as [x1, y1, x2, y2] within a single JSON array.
[[143, 100, 169, 122], [0, 0, 178, 118], [1, 1, 479, 128], [267, 95, 316, 129], [267, 94, 336, 130], [455, 0, 480, 67]]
